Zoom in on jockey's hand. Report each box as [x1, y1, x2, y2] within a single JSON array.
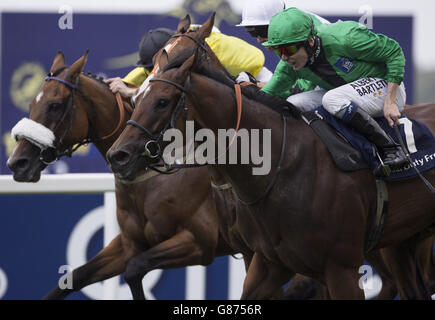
[[383, 100, 401, 127], [235, 72, 257, 85], [235, 72, 251, 84], [105, 77, 138, 98]]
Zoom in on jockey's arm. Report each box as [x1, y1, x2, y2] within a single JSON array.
[[345, 26, 405, 126], [105, 67, 150, 98], [261, 60, 297, 99], [105, 77, 138, 97], [384, 82, 401, 127]]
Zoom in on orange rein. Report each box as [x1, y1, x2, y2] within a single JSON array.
[[99, 34, 185, 142], [100, 92, 133, 140], [230, 83, 243, 146]]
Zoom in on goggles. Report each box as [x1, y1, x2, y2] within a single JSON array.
[[271, 42, 305, 57], [244, 25, 268, 39]]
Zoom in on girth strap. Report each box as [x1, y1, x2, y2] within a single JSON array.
[[365, 180, 388, 252]]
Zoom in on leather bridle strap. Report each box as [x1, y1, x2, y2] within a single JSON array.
[[171, 32, 209, 52], [230, 83, 243, 146], [99, 92, 131, 140], [150, 77, 188, 93]]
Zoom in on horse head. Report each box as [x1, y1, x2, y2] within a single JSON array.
[[7, 51, 91, 182], [107, 13, 227, 181], [140, 12, 228, 92], [107, 54, 196, 181], [154, 12, 220, 69]]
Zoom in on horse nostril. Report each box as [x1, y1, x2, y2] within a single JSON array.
[[7, 157, 29, 172], [108, 150, 131, 168]]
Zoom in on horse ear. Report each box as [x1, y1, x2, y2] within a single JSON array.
[[177, 55, 195, 77], [157, 49, 169, 69], [50, 51, 66, 72], [68, 50, 89, 79], [177, 14, 191, 34], [198, 12, 215, 40]]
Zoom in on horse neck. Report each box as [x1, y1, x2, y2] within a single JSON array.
[[188, 73, 300, 197], [203, 47, 232, 79], [78, 75, 126, 157], [189, 72, 293, 134]]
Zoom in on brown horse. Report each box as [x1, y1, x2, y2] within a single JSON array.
[[6, 51, 245, 299], [111, 14, 435, 300], [106, 18, 435, 299], [7, 50, 321, 300], [377, 104, 435, 299], [146, 15, 435, 299]]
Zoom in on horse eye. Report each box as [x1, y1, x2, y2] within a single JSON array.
[[156, 98, 169, 109], [48, 102, 62, 111]]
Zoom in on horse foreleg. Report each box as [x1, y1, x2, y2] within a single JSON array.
[[43, 234, 127, 300], [124, 229, 212, 300], [415, 235, 435, 295], [324, 262, 365, 300], [283, 274, 324, 300], [374, 275, 397, 300], [365, 250, 398, 299], [240, 253, 292, 300], [381, 238, 431, 300]]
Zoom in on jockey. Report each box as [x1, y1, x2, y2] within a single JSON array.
[[236, 0, 330, 92], [106, 28, 173, 98], [106, 26, 271, 97], [261, 8, 407, 169]]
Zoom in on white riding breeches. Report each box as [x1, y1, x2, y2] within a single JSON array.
[[256, 66, 273, 82], [286, 77, 407, 118], [286, 87, 326, 112]]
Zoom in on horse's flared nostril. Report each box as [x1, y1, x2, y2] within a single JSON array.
[[107, 149, 131, 170], [7, 157, 30, 173]]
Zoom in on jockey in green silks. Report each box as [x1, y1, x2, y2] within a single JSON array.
[[262, 7, 408, 170], [236, 0, 331, 92]]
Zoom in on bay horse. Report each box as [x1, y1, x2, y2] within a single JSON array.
[[6, 51, 242, 299], [7, 50, 317, 300], [144, 14, 435, 299], [106, 19, 435, 299]]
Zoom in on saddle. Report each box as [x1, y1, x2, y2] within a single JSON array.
[[301, 110, 368, 172], [302, 106, 435, 182]]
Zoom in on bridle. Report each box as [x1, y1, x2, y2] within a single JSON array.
[[126, 69, 245, 174], [127, 75, 191, 166], [125, 29, 289, 205], [38, 67, 129, 164], [126, 70, 290, 205], [126, 29, 231, 173]]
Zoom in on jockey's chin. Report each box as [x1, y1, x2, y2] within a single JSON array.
[[286, 60, 305, 71], [283, 50, 308, 71], [291, 62, 304, 71]]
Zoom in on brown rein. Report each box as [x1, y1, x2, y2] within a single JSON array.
[[100, 92, 133, 141]]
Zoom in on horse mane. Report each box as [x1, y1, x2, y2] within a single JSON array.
[[160, 44, 301, 119], [193, 55, 301, 119], [82, 71, 109, 87], [239, 85, 301, 119]]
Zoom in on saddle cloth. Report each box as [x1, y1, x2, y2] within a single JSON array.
[[305, 106, 435, 182]]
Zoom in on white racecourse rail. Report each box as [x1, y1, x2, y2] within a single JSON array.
[[0, 174, 389, 299], [0, 173, 246, 300]]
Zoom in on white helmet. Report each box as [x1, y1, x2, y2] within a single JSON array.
[[236, 0, 286, 27]]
